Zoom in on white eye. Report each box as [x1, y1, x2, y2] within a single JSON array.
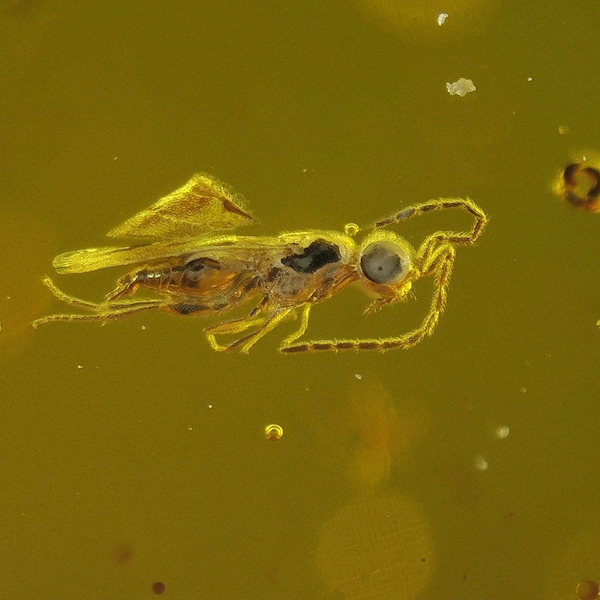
[[360, 241, 410, 284]]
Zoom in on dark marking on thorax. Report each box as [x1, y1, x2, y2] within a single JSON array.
[[281, 240, 341, 274]]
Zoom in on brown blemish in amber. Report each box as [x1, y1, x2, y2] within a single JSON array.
[[576, 579, 600, 600], [152, 581, 166, 595]]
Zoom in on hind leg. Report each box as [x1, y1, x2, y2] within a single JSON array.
[[31, 276, 166, 327]]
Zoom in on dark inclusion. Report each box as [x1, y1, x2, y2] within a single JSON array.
[[281, 240, 341, 274], [171, 303, 207, 315], [563, 162, 600, 205]]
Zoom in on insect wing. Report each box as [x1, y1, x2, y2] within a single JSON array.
[[51, 235, 281, 274], [53, 244, 161, 274], [106, 173, 256, 239], [51, 237, 218, 274]]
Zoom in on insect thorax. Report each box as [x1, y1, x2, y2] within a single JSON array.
[[262, 238, 356, 303]]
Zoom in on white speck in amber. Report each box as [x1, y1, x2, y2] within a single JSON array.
[[446, 78, 476, 97]]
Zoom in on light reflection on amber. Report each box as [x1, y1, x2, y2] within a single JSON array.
[[317, 493, 433, 599], [342, 375, 428, 490], [315, 374, 434, 598]]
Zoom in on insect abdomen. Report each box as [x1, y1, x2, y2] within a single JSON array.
[[107, 257, 219, 300], [135, 258, 216, 293]]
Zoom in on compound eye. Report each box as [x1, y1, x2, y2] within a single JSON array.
[[360, 241, 409, 284]]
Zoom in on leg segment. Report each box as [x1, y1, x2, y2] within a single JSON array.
[[204, 306, 297, 353], [278, 304, 312, 350], [280, 245, 456, 353], [374, 197, 489, 244], [31, 276, 167, 327]]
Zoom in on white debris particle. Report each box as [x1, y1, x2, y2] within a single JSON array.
[[495, 425, 510, 439], [437, 13, 448, 26], [474, 455, 489, 471], [446, 78, 476, 97]]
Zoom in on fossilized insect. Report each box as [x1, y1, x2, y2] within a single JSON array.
[[32, 173, 489, 353]]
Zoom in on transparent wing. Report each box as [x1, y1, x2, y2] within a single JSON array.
[[52, 237, 227, 274], [52, 235, 282, 274], [107, 173, 255, 239], [53, 244, 166, 274]]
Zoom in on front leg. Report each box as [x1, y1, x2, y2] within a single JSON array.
[[280, 245, 456, 353]]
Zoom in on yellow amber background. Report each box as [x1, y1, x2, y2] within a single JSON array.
[[1, 1, 599, 598]]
